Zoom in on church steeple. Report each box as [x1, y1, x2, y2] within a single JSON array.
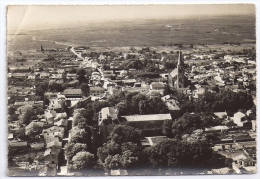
[[176, 51, 186, 89], [177, 51, 184, 67]]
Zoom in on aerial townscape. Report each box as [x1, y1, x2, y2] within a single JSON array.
[[6, 5, 256, 177]]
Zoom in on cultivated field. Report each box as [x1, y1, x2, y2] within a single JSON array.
[[7, 15, 255, 55]]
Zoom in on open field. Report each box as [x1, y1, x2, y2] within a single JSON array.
[[7, 15, 255, 53]]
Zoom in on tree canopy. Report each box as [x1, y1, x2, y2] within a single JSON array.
[[71, 151, 95, 170], [18, 105, 36, 125], [97, 125, 143, 170]]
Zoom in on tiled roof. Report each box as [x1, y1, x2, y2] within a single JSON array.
[[46, 141, 62, 148], [54, 119, 68, 127], [90, 87, 105, 91], [150, 82, 165, 88], [8, 141, 27, 147], [63, 89, 82, 95]]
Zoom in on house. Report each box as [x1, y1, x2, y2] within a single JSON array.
[[122, 79, 137, 87], [8, 141, 28, 150], [192, 84, 206, 100], [54, 118, 68, 127], [39, 72, 50, 79], [14, 101, 34, 108], [89, 87, 105, 96], [231, 112, 246, 127], [30, 142, 45, 150], [56, 68, 65, 74], [9, 67, 31, 73], [205, 126, 229, 132], [213, 112, 228, 119], [50, 73, 63, 79], [98, 107, 118, 126], [45, 110, 57, 124], [46, 140, 62, 150], [232, 154, 256, 174], [8, 73, 27, 79], [150, 82, 166, 90], [122, 83, 150, 93], [42, 126, 65, 140]]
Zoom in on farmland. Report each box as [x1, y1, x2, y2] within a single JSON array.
[[7, 15, 255, 52]]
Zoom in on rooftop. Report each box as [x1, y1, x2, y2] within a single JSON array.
[[90, 87, 105, 91], [122, 113, 172, 122], [63, 89, 82, 95]]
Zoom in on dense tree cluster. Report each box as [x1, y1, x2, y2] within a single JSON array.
[[71, 151, 95, 170], [178, 91, 254, 116], [107, 91, 168, 117], [17, 105, 36, 125], [144, 139, 227, 168], [162, 113, 222, 139], [48, 81, 64, 92], [97, 125, 143, 170], [65, 122, 96, 170]]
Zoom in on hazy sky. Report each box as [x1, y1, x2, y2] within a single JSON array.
[[7, 4, 255, 32]]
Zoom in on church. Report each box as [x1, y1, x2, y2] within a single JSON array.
[[168, 51, 189, 89]]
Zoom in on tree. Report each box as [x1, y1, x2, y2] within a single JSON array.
[[65, 143, 87, 162], [15, 128, 27, 140], [76, 68, 86, 76], [162, 120, 173, 137], [139, 96, 168, 115], [115, 102, 129, 117], [103, 154, 122, 170], [70, 127, 89, 144], [171, 113, 202, 138], [77, 68, 88, 85], [71, 151, 95, 170], [80, 83, 90, 96], [43, 97, 50, 109], [8, 106, 16, 115], [147, 139, 221, 168], [49, 81, 64, 92], [35, 81, 49, 97], [25, 123, 44, 137], [73, 108, 94, 126], [120, 150, 139, 168], [97, 125, 143, 170], [18, 105, 35, 125], [70, 125, 92, 147], [97, 141, 141, 170], [68, 68, 77, 73], [109, 125, 143, 145]]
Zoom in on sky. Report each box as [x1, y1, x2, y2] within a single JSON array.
[[7, 4, 256, 33]]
